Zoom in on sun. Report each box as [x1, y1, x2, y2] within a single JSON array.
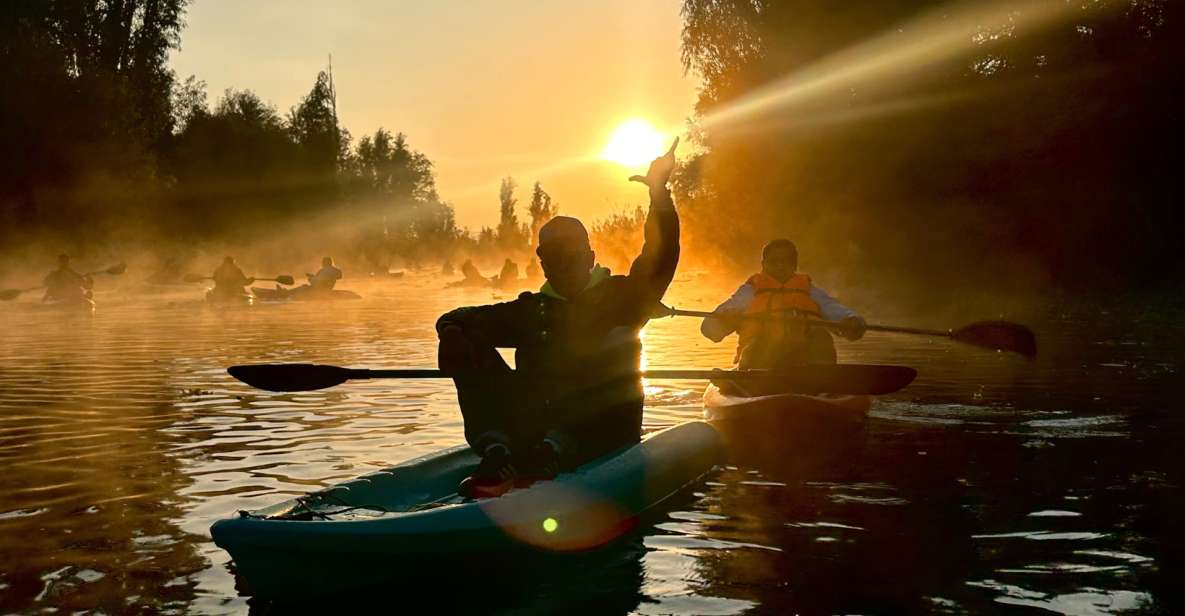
[[601, 119, 666, 167]]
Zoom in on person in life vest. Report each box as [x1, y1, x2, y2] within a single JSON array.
[[43, 254, 93, 303], [211, 256, 254, 298], [701, 239, 866, 369], [436, 139, 680, 498]]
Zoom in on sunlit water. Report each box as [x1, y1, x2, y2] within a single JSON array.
[[0, 274, 1180, 614]]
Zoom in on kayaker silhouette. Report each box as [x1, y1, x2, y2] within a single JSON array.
[[42, 254, 93, 303], [701, 238, 866, 376], [437, 138, 681, 498], [210, 256, 254, 302]]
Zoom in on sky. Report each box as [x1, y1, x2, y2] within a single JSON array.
[[170, 0, 700, 230]]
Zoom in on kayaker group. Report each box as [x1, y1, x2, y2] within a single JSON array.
[[435, 139, 866, 497]]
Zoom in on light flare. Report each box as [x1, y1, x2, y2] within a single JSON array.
[[701, 0, 1104, 131], [601, 119, 666, 167]]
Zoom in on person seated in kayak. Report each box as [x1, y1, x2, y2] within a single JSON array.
[[304, 257, 343, 292], [43, 254, 93, 303], [493, 258, 519, 288], [701, 239, 866, 371], [447, 259, 488, 288], [436, 139, 680, 498], [211, 256, 254, 298]]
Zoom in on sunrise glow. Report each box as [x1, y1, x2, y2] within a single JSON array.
[[601, 119, 666, 167]]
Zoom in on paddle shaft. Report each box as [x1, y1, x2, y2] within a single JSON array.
[[339, 368, 790, 380], [664, 308, 950, 338]]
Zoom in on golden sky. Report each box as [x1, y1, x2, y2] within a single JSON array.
[[170, 0, 699, 230]]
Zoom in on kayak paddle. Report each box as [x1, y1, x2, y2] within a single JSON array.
[[0, 262, 127, 300], [656, 305, 1037, 359], [228, 363, 917, 395], [183, 273, 296, 286]]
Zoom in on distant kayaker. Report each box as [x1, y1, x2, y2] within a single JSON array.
[[211, 257, 253, 298], [494, 258, 519, 288], [446, 259, 488, 288], [701, 239, 866, 368], [436, 139, 681, 498], [43, 254, 93, 303], [306, 257, 343, 292]]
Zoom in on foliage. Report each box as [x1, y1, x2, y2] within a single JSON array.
[[679, 0, 1185, 292]]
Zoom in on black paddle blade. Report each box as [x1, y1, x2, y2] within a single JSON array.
[[228, 364, 353, 392], [274, 275, 295, 286], [0, 289, 21, 301], [782, 364, 917, 395], [106, 262, 128, 275], [952, 320, 1037, 359]]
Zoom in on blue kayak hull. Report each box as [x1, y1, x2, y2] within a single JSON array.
[[210, 421, 721, 597]]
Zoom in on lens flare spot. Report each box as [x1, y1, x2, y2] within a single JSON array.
[[542, 517, 559, 533], [602, 119, 665, 167]]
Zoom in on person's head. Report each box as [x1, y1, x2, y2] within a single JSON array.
[[57, 254, 70, 268], [322, 256, 334, 267], [761, 239, 798, 282], [223, 256, 235, 266], [537, 216, 595, 298]]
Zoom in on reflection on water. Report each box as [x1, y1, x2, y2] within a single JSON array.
[[0, 275, 1180, 614]]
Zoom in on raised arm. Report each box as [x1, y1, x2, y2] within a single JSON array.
[[626, 138, 681, 303]]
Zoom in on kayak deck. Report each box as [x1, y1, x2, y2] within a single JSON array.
[[211, 421, 721, 597]]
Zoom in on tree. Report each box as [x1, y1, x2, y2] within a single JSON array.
[[527, 181, 558, 246], [679, 0, 1185, 291], [496, 177, 528, 254]]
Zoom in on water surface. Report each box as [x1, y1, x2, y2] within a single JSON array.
[[0, 275, 1179, 614]]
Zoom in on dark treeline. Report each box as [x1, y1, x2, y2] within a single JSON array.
[[676, 0, 1184, 296], [0, 1, 562, 274]]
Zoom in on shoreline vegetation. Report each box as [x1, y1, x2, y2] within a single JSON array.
[[2, 1, 1182, 303]]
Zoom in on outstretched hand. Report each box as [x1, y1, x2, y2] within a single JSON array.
[[629, 137, 679, 189]]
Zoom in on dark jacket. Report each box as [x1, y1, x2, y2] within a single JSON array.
[[436, 188, 679, 451]]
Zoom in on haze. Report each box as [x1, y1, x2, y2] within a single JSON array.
[[170, 0, 698, 229]]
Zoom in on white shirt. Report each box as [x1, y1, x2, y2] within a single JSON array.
[[701, 280, 860, 342]]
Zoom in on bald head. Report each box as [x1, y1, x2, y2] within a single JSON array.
[[536, 216, 595, 298], [538, 216, 590, 252]]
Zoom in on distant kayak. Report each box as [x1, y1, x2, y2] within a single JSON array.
[[211, 421, 721, 598], [251, 286, 362, 302], [205, 289, 254, 306], [42, 296, 96, 313]]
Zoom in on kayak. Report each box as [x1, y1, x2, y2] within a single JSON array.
[[205, 289, 254, 306], [703, 382, 872, 431], [250, 286, 362, 301], [211, 421, 721, 598], [42, 296, 96, 313]]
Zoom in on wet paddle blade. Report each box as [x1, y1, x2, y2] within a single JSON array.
[[0, 289, 21, 301], [228, 364, 353, 392], [274, 275, 295, 286], [106, 262, 127, 275], [952, 321, 1037, 358]]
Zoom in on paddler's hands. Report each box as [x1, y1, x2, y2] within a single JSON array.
[[629, 137, 679, 191], [838, 316, 867, 341], [438, 324, 478, 373]]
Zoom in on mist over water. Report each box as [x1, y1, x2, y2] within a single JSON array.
[[0, 274, 1179, 614]]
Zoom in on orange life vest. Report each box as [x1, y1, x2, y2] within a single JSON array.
[[735, 272, 821, 362]]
